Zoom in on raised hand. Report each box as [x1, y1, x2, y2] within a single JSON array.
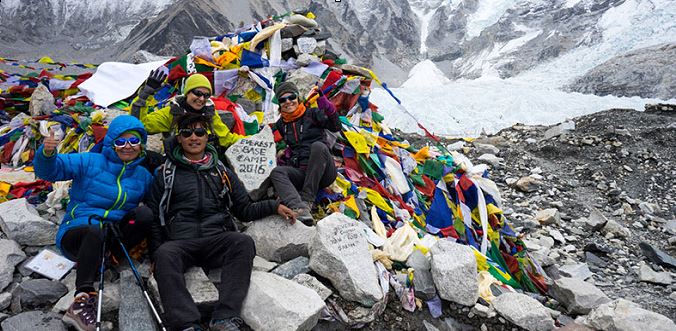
[[145, 68, 167, 91], [43, 128, 60, 156]]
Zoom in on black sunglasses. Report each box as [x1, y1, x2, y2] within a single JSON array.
[[191, 90, 211, 99], [278, 93, 297, 104], [178, 127, 208, 138]]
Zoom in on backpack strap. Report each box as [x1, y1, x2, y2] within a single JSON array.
[[158, 159, 176, 226]]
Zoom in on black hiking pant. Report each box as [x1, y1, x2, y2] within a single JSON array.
[[270, 141, 337, 209], [153, 231, 255, 331], [61, 206, 153, 294]]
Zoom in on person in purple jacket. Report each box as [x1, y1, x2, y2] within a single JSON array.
[[269, 82, 341, 225]]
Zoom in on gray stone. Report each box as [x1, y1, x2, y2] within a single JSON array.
[[665, 220, 676, 235], [544, 121, 575, 139], [245, 215, 314, 263], [253, 256, 278, 272], [638, 262, 673, 285], [242, 271, 324, 331], [0, 239, 26, 291], [1, 311, 66, 331], [446, 141, 465, 151], [550, 277, 611, 314], [308, 213, 383, 307], [474, 143, 500, 155], [586, 208, 609, 230], [272, 256, 310, 279], [536, 208, 560, 225], [0, 292, 11, 310], [477, 153, 503, 167], [430, 240, 479, 306], [602, 219, 631, 238], [119, 269, 158, 331], [639, 241, 676, 269], [549, 229, 566, 244], [14, 279, 67, 308], [28, 84, 55, 116], [185, 267, 218, 305], [581, 299, 676, 331], [407, 250, 436, 300], [559, 263, 594, 280], [224, 126, 277, 192], [292, 274, 332, 301], [0, 198, 57, 246], [492, 292, 555, 331]]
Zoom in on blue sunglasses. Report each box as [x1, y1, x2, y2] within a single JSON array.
[[113, 136, 141, 148]]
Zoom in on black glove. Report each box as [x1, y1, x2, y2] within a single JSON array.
[[145, 69, 167, 91]]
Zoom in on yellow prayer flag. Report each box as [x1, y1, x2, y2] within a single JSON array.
[[38, 56, 55, 64], [344, 131, 369, 154]]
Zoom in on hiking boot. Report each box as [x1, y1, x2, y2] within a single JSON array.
[[62, 292, 97, 331], [209, 317, 244, 331], [294, 208, 315, 226]]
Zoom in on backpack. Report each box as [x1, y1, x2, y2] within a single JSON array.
[[157, 158, 232, 227]]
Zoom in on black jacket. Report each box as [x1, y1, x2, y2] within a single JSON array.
[[274, 105, 341, 168], [146, 144, 279, 256]]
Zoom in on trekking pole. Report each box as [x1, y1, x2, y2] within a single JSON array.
[[88, 215, 108, 331], [109, 223, 168, 331]]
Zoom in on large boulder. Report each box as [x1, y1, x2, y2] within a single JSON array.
[[430, 240, 479, 306], [28, 84, 56, 116], [119, 269, 159, 331], [245, 216, 314, 263], [0, 198, 57, 246], [550, 277, 611, 314], [241, 271, 325, 331], [13, 279, 67, 309], [292, 274, 332, 301], [0, 239, 26, 291], [492, 292, 555, 331], [1, 311, 66, 331], [580, 299, 676, 331], [308, 213, 383, 307]]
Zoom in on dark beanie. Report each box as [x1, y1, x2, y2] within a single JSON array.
[[274, 81, 299, 97]]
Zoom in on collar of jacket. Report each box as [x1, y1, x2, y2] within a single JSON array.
[[170, 95, 216, 117]]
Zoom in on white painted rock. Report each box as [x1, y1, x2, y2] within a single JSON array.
[[308, 213, 383, 307], [225, 126, 276, 192], [241, 271, 324, 331]]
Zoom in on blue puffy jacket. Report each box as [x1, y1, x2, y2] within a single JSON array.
[[34, 115, 154, 258]]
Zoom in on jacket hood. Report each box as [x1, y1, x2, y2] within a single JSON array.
[[103, 115, 148, 164]]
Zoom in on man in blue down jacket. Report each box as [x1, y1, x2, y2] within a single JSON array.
[[34, 115, 154, 331]]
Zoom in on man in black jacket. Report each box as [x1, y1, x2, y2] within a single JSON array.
[[146, 113, 295, 331]]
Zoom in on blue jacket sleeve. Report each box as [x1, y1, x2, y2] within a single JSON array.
[[34, 145, 90, 182]]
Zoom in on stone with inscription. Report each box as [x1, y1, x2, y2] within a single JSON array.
[[244, 215, 315, 263], [308, 213, 383, 307], [225, 126, 277, 192]]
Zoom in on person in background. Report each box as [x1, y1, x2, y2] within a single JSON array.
[[131, 70, 243, 150], [269, 81, 341, 225], [34, 115, 154, 331]]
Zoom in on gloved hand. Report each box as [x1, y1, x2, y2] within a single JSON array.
[[144, 68, 167, 92]]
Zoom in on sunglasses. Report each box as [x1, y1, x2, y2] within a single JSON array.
[[278, 93, 297, 104], [190, 90, 211, 99], [113, 136, 141, 148], [178, 127, 208, 138]]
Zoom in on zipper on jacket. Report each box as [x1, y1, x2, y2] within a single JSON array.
[[292, 122, 299, 143], [117, 192, 128, 210], [196, 170, 203, 236], [104, 162, 127, 219], [67, 204, 79, 225]]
